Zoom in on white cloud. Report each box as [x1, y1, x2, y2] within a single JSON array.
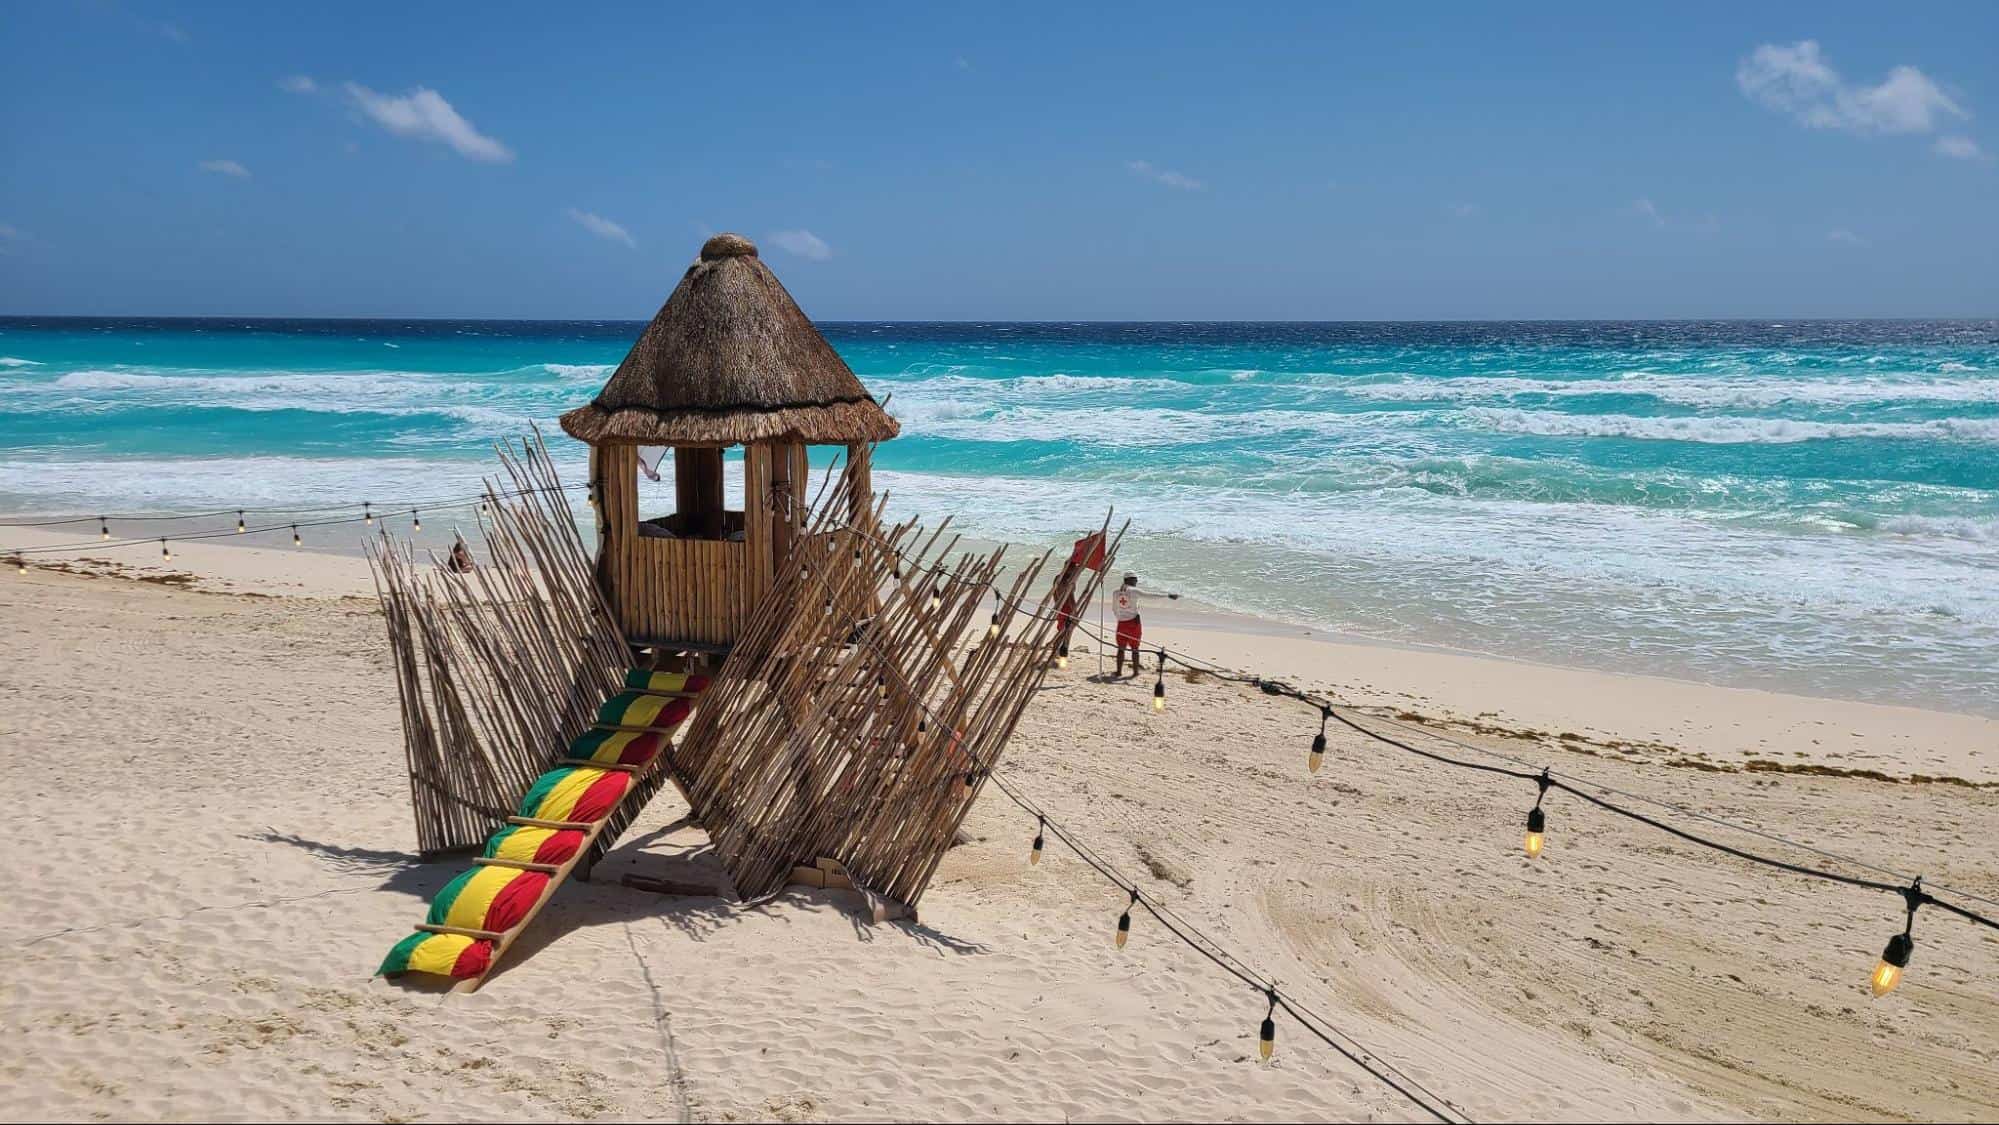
[[1446, 201, 1480, 218], [1934, 135, 1988, 161], [278, 75, 317, 94], [1126, 160, 1205, 191], [954, 56, 973, 71], [1624, 198, 1719, 234], [345, 83, 514, 163], [1738, 40, 1966, 135], [767, 229, 833, 261], [1827, 228, 1868, 247], [566, 207, 635, 248], [199, 159, 250, 178]]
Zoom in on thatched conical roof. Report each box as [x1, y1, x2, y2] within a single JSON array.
[[559, 233, 897, 446]]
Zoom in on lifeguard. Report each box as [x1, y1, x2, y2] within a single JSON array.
[[1113, 573, 1143, 677]]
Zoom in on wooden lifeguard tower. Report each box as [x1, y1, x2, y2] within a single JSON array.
[[369, 233, 1124, 987], [558, 233, 898, 653]]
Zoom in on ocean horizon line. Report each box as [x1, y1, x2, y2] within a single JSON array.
[[5, 313, 1996, 328]]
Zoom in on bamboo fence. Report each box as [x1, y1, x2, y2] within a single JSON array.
[[369, 431, 630, 855], [373, 430, 1122, 919], [671, 452, 1125, 911]]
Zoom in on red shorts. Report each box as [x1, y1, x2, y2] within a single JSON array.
[[1115, 616, 1142, 648]]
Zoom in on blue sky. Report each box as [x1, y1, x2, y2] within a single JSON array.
[[1, 2, 1993, 320]]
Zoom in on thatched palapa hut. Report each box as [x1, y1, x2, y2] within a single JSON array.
[[560, 233, 897, 652]]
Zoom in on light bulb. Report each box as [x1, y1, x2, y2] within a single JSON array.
[[1524, 806, 1546, 858], [1030, 821, 1044, 865], [160, 539, 173, 561], [1258, 1014, 1276, 1060], [14, 555, 25, 575], [1055, 654, 1068, 670], [235, 511, 246, 534], [962, 769, 978, 794], [1152, 679, 1166, 712], [928, 586, 942, 612], [1309, 708, 1328, 773], [364, 503, 373, 526], [100, 518, 110, 540], [411, 509, 421, 531], [292, 525, 302, 547], [1116, 892, 1135, 948], [1871, 933, 1913, 997], [987, 613, 1000, 640]]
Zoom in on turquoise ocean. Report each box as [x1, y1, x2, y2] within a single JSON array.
[[2, 317, 1995, 715]]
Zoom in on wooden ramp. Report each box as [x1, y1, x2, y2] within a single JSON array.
[[377, 670, 707, 992]]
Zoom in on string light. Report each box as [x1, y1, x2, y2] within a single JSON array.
[[1258, 989, 1278, 1060], [411, 508, 421, 531], [1151, 649, 1167, 712], [13, 553, 25, 576], [8, 482, 586, 577], [1029, 816, 1045, 865], [363, 502, 373, 526], [1116, 889, 1136, 948], [1055, 641, 1069, 671], [927, 579, 943, 613], [1524, 769, 1551, 859], [1873, 879, 1925, 997], [962, 768, 979, 794], [1309, 705, 1329, 773], [845, 524, 1993, 1113], [988, 592, 1002, 640]]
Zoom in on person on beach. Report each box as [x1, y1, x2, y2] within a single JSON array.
[[1113, 573, 1142, 677], [444, 539, 475, 574]]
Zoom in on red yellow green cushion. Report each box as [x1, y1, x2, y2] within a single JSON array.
[[517, 765, 629, 823], [378, 931, 493, 978], [624, 669, 710, 693], [597, 691, 693, 730], [427, 866, 550, 933], [567, 727, 666, 766], [483, 825, 585, 865]]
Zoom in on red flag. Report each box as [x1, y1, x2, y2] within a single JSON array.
[[1068, 531, 1107, 572]]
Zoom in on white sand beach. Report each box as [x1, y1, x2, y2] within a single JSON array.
[[2, 541, 1995, 1122]]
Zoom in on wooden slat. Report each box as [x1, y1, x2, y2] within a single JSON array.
[[507, 815, 595, 831], [474, 856, 560, 873], [418, 922, 505, 941]]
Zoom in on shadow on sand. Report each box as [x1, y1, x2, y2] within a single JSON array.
[[257, 822, 990, 992]]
